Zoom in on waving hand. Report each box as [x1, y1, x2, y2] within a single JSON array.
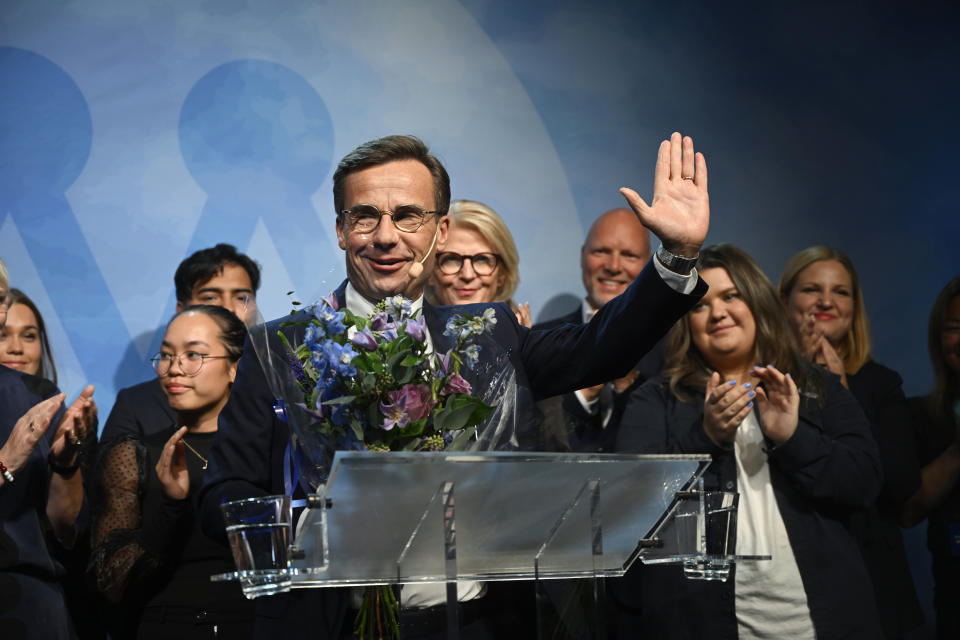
[[620, 132, 709, 259]]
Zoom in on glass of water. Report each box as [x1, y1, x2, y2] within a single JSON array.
[[221, 494, 292, 598]]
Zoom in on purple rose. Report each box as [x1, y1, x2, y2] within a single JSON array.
[[388, 383, 434, 422], [442, 374, 472, 396]]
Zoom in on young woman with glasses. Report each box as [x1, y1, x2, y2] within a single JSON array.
[[90, 305, 254, 639], [426, 199, 532, 326]]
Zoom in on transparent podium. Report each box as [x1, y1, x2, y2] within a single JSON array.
[[220, 450, 768, 638]]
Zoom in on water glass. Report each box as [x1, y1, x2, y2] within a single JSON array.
[[221, 494, 292, 598]]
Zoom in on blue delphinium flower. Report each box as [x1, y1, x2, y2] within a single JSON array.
[[304, 324, 325, 350], [336, 343, 359, 377]]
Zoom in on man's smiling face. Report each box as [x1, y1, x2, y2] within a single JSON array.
[[336, 159, 448, 303], [580, 208, 651, 310]]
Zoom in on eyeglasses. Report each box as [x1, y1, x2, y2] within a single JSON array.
[[339, 204, 440, 233], [436, 252, 501, 276], [151, 351, 232, 377]]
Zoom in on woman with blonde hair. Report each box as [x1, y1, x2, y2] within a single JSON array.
[[427, 199, 531, 326], [779, 246, 924, 638], [616, 243, 882, 639]]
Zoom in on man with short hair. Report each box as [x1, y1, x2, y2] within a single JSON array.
[[536, 207, 661, 452], [100, 243, 261, 442], [199, 132, 710, 639]]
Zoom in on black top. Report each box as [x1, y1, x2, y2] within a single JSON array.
[[909, 392, 959, 637], [845, 360, 924, 638], [90, 426, 254, 638]]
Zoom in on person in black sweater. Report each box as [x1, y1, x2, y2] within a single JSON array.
[[779, 246, 924, 638], [90, 305, 253, 638], [903, 276, 960, 639]]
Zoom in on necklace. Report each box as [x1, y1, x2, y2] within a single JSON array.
[[180, 437, 208, 470]]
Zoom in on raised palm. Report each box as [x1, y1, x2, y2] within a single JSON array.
[[620, 132, 709, 258]]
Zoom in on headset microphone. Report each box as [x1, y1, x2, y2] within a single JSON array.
[[408, 226, 440, 279]]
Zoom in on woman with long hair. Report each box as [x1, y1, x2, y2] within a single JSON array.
[[779, 246, 924, 638], [904, 276, 960, 639], [90, 305, 254, 638], [0, 288, 58, 383], [616, 243, 882, 639]]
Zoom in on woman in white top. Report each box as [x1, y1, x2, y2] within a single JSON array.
[[615, 243, 883, 639]]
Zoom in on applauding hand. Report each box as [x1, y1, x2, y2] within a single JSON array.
[[0, 393, 65, 476], [798, 316, 848, 387], [752, 365, 800, 445], [703, 372, 755, 445], [155, 426, 190, 500], [619, 132, 709, 259], [49, 385, 97, 468]]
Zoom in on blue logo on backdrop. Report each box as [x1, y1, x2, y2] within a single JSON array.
[[146, 59, 335, 353], [0, 47, 134, 392]]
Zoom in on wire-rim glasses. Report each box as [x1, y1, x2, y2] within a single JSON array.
[[339, 204, 440, 233], [436, 252, 501, 276], [151, 351, 232, 377]]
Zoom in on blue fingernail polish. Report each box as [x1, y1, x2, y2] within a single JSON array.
[[744, 382, 751, 389], [748, 390, 755, 398], [747, 402, 753, 408], [729, 380, 737, 386]]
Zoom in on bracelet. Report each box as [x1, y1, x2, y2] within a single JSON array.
[[0, 460, 14, 484], [49, 457, 82, 476]]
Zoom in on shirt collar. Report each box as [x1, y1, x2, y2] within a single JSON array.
[[581, 298, 598, 323], [344, 282, 425, 317]]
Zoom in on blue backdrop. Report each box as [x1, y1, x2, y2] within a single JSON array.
[[2, 1, 957, 630]]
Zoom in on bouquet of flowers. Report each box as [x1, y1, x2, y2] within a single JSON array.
[[267, 293, 500, 638], [279, 292, 497, 456]]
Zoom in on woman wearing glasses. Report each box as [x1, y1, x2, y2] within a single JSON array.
[[90, 305, 254, 639], [426, 199, 532, 326]]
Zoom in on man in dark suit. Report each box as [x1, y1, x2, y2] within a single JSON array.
[[535, 207, 661, 452], [100, 244, 261, 443], [199, 132, 710, 638]]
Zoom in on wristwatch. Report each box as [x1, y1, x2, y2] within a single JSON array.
[[655, 244, 699, 275]]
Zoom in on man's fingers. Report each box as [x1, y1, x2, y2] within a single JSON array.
[[669, 131, 682, 180], [618, 187, 651, 224], [681, 135, 695, 180], [694, 151, 708, 190]]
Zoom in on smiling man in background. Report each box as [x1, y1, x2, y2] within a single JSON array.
[[536, 207, 663, 452]]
